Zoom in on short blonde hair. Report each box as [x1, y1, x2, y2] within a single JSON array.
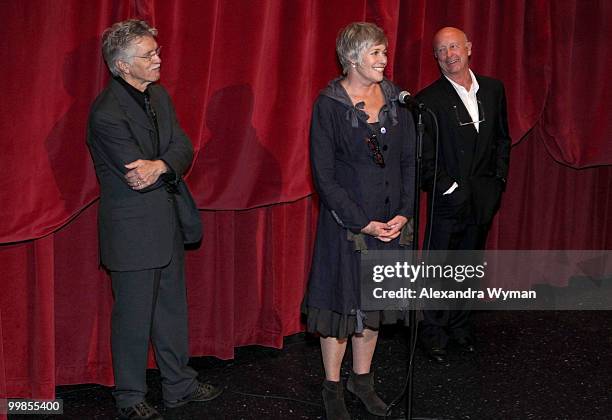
[[336, 22, 387, 74]]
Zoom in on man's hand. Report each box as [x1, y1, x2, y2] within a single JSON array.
[[125, 159, 168, 190]]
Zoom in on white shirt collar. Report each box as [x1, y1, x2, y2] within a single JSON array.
[[445, 69, 479, 95], [445, 69, 481, 132]]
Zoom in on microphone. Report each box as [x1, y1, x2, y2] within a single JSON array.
[[398, 90, 424, 109]]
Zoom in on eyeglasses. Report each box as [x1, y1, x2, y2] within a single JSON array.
[[365, 134, 385, 168], [453, 100, 485, 127], [131, 46, 162, 62]]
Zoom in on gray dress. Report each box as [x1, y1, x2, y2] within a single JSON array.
[[303, 78, 416, 338]]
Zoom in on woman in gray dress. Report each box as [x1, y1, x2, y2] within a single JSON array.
[[303, 22, 416, 419]]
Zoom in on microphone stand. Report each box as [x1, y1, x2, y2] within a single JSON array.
[[387, 102, 430, 420], [406, 104, 425, 420]]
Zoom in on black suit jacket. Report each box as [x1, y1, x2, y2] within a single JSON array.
[[417, 74, 511, 225], [87, 78, 194, 271]]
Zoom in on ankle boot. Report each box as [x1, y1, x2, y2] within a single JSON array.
[[346, 371, 388, 417], [321, 380, 350, 420]]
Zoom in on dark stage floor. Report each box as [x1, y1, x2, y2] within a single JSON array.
[[23, 311, 612, 419]]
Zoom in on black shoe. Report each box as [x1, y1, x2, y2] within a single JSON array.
[[164, 382, 223, 408], [118, 401, 163, 420], [346, 371, 388, 416], [425, 346, 449, 365], [455, 337, 475, 353], [321, 380, 350, 420]]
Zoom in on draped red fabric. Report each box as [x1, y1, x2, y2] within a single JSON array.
[[0, 309, 5, 420], [489, 129, 612, 250], [0, 0, 610, 399], [0, 0, 135, 243], [538, 0, 612, 167], [393, 0, 553, 145]]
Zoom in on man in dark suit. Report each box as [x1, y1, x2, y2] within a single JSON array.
[[417, 27, 511, 364], [87, 20, 221, 419]]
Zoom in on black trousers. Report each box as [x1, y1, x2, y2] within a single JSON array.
[[420, 216, 489, 349], [110, 221, 197, 408]]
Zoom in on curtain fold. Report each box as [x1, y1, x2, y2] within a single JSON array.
[[0, 0, 610, 400], [2, 0, 609, 242], [0, 237, 56, 397], [538, 0, 612, 167], [0, 308, 6, 413]]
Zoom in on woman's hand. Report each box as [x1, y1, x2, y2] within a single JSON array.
[[377, 215, 408, 242], [361, 215, 408, 242], [361, 221, 392, 238]]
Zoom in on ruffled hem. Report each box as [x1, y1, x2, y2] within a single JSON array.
[[303, 306, 409, 339]]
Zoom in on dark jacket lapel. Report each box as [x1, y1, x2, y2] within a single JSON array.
[[148, 85, 170, 154], [109, 78, 160, 157], [434, 77, 479, 176], [438, 77, 478, 137], [109, 78, 153, 131], [474, 74, 493, 151]]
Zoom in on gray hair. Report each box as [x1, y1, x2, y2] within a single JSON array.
[[336, 22, 387, 75], [101, 19, 158, 77]]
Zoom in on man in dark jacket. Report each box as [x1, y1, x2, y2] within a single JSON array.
[[87, 20, 221, 419], [417, 27, 511, 364]]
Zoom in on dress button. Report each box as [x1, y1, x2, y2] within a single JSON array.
[[385, 197, 390, 204], [380, 127, 386, 134], [385, 181, 389, 186], [382, 145, 388, 151]]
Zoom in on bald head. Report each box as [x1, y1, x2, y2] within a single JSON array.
[[432, 26, 472, 82], [433, 27, 469, 49]]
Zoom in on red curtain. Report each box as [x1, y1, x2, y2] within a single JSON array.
[[0, 0, 610, 400]]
